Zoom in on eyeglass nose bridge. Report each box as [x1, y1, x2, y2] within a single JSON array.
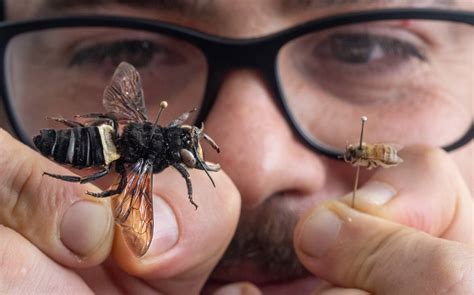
[[195, 39, 352, 160], [195, 40, 282, 120], [206, 40, 280, 68], [196, 31, 474, 159]]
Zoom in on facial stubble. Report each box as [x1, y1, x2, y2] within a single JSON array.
[[213, 196, 310, 281]]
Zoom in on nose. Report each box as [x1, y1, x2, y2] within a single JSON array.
[[203, 69, 329, 208]]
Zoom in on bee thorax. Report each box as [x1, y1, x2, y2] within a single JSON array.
[[118, 122, 166, 166]]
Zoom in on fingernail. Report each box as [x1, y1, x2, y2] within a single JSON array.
[[145, 195, 179, 257], [61, 200, 111, 257], [298, 206, 342, 258], [214, 282, 261, 295], [344, 181, 397, 206]]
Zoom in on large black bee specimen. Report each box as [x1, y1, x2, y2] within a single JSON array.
[[33, 62, 220, 256]]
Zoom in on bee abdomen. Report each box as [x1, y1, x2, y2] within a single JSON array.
[[33, 127, 106, 168], [381, 145, 400, 164]]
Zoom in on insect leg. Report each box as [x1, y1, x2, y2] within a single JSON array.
[[367, 160, 377, 170], [87, 169, 127, 198], [192, 146, 218, 187], [203, 133, 220, 153], [198, 163, 214, 188], [43, 166, 111, 184], [43, 172, 82, 182], [168, 108, 197, 127], [195, 161, 221, 172], [172, 163, 198, 210], [78, 166, 112, 183], [74, 112, 110, 119], [76, 112, 132, 125], [74, 113, 119, 131], [46, 116, 84, 128]]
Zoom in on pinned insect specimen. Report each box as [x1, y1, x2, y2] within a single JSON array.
[[343, 116, 403, 208], [33, 62, 220, 256]]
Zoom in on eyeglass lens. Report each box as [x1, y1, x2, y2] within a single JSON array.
[[5, 28, 208, 136], [4, 20, 473, 149]]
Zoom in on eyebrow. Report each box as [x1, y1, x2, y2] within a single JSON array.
[[40, 0, 215, 16], [40, 0, 457, 17], [280, 0, 457, 12]]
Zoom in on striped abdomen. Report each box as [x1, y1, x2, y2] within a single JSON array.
[[33, 125, 120, 169], [371, 144, 402, 166]]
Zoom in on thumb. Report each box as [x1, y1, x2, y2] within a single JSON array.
[[294, 201, 474, 294], [111, 168, 241, 295]]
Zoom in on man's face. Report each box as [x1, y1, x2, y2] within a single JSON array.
[[4, 0, 473, 293]]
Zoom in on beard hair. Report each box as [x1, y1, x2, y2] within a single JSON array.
[[213, 196, 309, 280]]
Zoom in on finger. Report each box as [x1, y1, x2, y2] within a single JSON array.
[[0, 225, 93, 294], [314, 289, 368, 295], [294, 201, 474, 294], [311, 283, 370, 295], [311, 281, 369, 295], [0, 129, 114, 268], [112, 167, 241, 294], [341, 145, 473, 243]]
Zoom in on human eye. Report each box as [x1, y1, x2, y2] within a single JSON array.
[[316, 32, 427, 66], [68, 38, 184, 70], [282, 25, 433, 103], [283, 22, 433, 84]]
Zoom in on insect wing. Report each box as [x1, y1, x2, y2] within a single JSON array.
[[368, 143, 403, 163], [352, 144, 401, 170], [103, 62, 148, 123], [168, 108, 197, 127], [112, 159, 154, 257]]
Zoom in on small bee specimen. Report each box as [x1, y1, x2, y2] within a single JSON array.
[[33, 62, 220, 256], [343, 116, 403, 207], [344, 143, 403, 170]]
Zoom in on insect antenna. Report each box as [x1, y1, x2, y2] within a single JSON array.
[[352, 116, 367, 208], [149, 101, 168, 144], [193, 146, 216, 187]]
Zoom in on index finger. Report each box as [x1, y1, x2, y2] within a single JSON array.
[[0, 128, 114, 267], [294, 201, 474, 294], [111, 167, 241, 294]]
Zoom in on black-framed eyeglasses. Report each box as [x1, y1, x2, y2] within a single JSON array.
[[1, 8, 473, 159]]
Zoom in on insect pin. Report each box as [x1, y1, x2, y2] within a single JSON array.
[[343, 116, 403, 208], [33, 61, 221, 257]]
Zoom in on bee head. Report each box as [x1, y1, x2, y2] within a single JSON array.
[[179, 123, 220, 187], [179, 125, 204, 168], [344, 144, 364, 162]]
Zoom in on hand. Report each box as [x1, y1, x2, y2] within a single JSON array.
[[0, 128, 241, 294], [293, 146, 474, 294]]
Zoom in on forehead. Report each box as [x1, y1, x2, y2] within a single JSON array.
[[9, 0, 459, 14], [4, 0, 464, 36]]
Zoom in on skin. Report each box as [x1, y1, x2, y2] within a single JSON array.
[[1, 0, 473, 294]]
